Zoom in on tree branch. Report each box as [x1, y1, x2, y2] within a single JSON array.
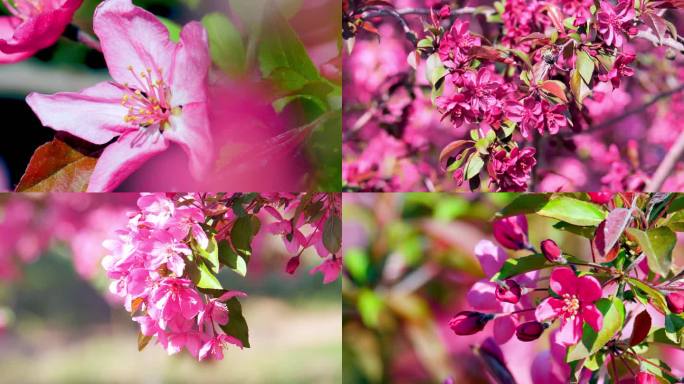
[[645, 128, 684, 191], [579, 83, 684, 134]]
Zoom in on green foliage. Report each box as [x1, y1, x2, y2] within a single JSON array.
[[491, 253, 549, 281], [537, 197, 606, 226], [220, 297, 251, 348], [626, 227, 675, 276], [202, 13, 246, 75]]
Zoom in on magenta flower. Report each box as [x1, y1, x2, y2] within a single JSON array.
[[460, 68, 506, 120], [535, 267, 603, 346], [598, 52, 635, 89], [0, 0, 82, 63], [198, 334, 244, 361], [492, 215, 529, 250], [26, 0, 212, 192], [149, 277, 203, 329], [597, 0, 634, 47], [438, 19, 480, 68], [487, 147, 537, 192], [505, 98, 542, 138], [147, 231, 190, 277], [540, 101, 567, 135], [310, 257, 342, 284]]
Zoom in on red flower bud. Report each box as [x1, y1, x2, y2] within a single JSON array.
[[492, 215, 529, 250], [666, 292, 684, 314], [541, 239, 564, 263], [448, 311, 493, 335], [285, 256, 300, 275], [495, 279, 521, 304], [588, 192, 613, 204], [635, 371, 657, 384], [515, 321, 546, 342]]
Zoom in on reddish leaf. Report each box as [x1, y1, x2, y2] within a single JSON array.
[[544, 4, 566, 34], [439, 140, 473, 171], [540, 80, 568, 103], [629, 310, 651, 346], [16, 139, 98, 192], [600, 208, 631, 255], [643, 13, 668, 43], [469, 46, 513, 64]]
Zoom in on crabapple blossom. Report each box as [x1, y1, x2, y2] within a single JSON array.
[[535, 267, 603, 346], [540, 239, 564, 263], [26, 0, 212, 192], [515, 321, 545, 342], [667, 292, 684, 314], [448, 311, 493, 335], [0, 0, 82, 63]]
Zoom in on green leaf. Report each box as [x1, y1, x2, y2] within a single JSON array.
[[567, 297, 625, 361], [220, 297, 250, 348], [575, 50, 595, 83], [231, 215, 260, 261], [465, 155, 484, 180], [202, 12, 246, 75], [626, 277, 670, 314], [425, 53, 447, 86], [193, 260, 223, 290], [269, 67, 309, 91], [495, 194, 550, 218], [273, 94, 327, 114], [553, 222, 596, 238], [258, 9, 319, 81], [652, 328, 684, 348], [537, 197, 607, 226], [159, 17, 181, 42], [322, 215, 342, 254], [358, 289, 384, 329], [491, 253, 549, 281], [193, 236, 220, 274], [625, 227, 675, 276], [218, 240, 247, 276], [664, 313, 684, 344]]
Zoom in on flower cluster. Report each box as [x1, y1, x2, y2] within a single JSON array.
[[449, 193, 684, 383], [342, 0, 684, 192], [102, 192, 342, 359]]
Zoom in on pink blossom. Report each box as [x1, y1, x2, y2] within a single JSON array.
[[310, 257, 342, 284], [505, 98, 542, 138], [492, 215, 529, 251], [147, 231, 190, 276], [599, 52, 635, 88], [26, 0, 212, 192], [149, 277, 203, 329], [540, 101, 567, 135], [597, 0, 635, 47], [487, 147, 537, 191], [198, 334, 244, 361], [0, 0, 82, 63], [535, 267, 603, 346], [438, 19, 479, 68]]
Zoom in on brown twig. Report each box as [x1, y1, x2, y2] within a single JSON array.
[[645, 128, 684, 191]]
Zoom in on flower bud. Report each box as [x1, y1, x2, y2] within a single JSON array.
[[495, 279, 521, 304], [448, 311, 493, 335], [587, 192, 613, 204], [635, 371, 657, 384], [515, 321, 545, 342], [541, 239, 565, 263], [453, 168, 464, 186], [285, 256, 300, 275], [666, 292, 684, 314], [492, 215, 529, 250]]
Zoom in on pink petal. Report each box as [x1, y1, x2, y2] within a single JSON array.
[[87, 130, 169, 192], [0, 16, 34, 63], [218, 290, 247, 302], [166, 102, 213, 179], [26, 81, 130, 144], [467, 280, 503, 312], [535, 298, 563, 322], [493, 315, 516, 344], [582, 304, 603, 332], [549, 267, 577, 296], [0, 0, 81, 53], [556, 316, 582, 346], [93, 0, 174, 86], [169, 21, 210, 106], [474, 240, 507, 277], [577, 275, 602, 303]]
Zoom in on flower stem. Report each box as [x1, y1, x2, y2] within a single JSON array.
[[63, 24, 102, 52]]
